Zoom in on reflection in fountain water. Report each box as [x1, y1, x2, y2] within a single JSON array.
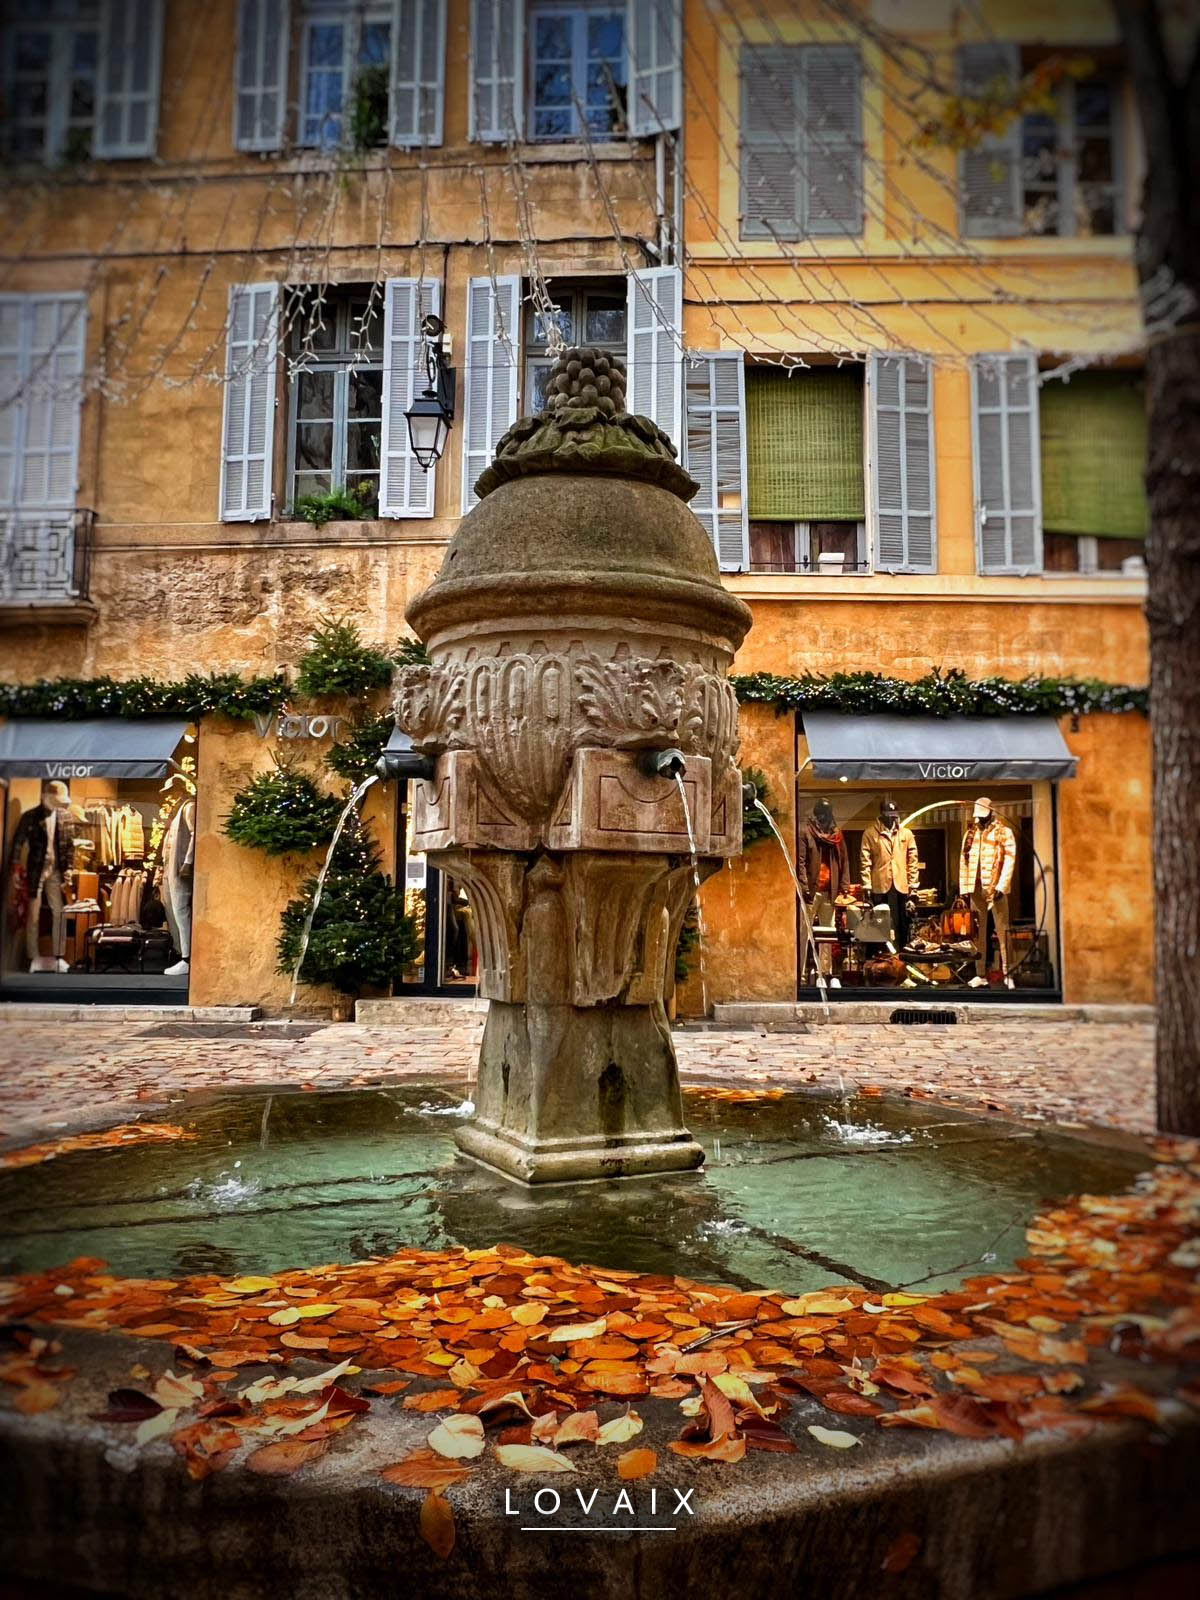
[[0, 1085, 1150, 1298]]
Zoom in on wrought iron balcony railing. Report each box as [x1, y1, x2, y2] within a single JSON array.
[[0, 509, 94, 606]]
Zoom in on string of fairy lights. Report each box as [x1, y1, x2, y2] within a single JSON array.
[[0, 3, 1149, 418]]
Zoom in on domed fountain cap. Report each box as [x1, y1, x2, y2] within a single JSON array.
[[471, 345, 697, 503], [407, 343, 751, 649]]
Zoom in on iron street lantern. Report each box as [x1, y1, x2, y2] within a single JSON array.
[[405, 313, 456, 470]]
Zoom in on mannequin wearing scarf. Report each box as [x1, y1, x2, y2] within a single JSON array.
[[797, 799, 851, 904]]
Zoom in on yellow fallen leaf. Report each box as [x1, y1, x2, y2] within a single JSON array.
[[807, 1425, 860, 1449], [882, 1293, 928, 1308], [428, 1414, 486, 1461], [268, 1307, 300, 1327], [779, 1294, 856, 1315], [512, 1303, 548, 1327], [136, 1407, 179, 1445], [449, 1359, 483, 1390], [494, 1444, 577, 1473], [220, 1276, 279, 1295], [152, 1371, 204, 1410], [295, 1303, 341, 1320], [546, 1318, 607, 1344], [293, 1359, 355, 1394], [596, 1409, 643, 1446], [420, 1490, 456, 1559], [424, 1349, 458, 1368], [711, 1372, 766, 1413], [553, 1410, 599, 1446]]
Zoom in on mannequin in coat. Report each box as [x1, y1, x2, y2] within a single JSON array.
[[860, 798, 919, 949], [162, 799, 195, 976], [9, 780, 74, 972]]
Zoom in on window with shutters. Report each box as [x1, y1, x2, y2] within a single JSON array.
[[522, 279, 626, 413], [685, 352, 747, 572], [299, 1, 391, 148], [285, 286, 384, 515], [971, 353, 1042, 574], [739, 44, 863, 241], [2, 1, 101, 163], [958, 44, 1124, 239], [527, 1, 626, 141], [870, 355, 936, 573], [0, 293, 88, 602], [235, 0, 290, 152], [1039, 368, 1147, 575], [745, 365, 867, 572], [2, 1, 167, 163]]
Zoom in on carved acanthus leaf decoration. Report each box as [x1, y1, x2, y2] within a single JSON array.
[[393, 663, 466, 752]]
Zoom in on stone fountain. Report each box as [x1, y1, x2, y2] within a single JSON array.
[[390, 347, 751, 1183]]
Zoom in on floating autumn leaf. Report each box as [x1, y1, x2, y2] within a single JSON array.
[[617, 1447, 657, 1480], [428, 1414, 486, 1460], [596, 1409, 643, 1446], [494, 1444, 577, 1474], [220, 1277, 279, 1295], [807, 1425, 860, 1450], [245, 1437, 330, 1475], [380, 1448, 472, 1490], [420, 1490, 456, 1560], [780, 1294, 856, 1316]]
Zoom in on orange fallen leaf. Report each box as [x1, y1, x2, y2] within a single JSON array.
[[403, 1388, 463, 1413], [881, 1531, 921, 1574], [617, 1447, 657, 1480], [420, 1490, 456, 1559], [245, 1437, 330, 1475], [380, 1448, 473, 1490]]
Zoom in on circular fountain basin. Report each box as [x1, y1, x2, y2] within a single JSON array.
[[0, 1086, 1150, 1295]]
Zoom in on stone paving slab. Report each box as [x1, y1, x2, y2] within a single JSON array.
[[0, 1011, 1155, 1149]]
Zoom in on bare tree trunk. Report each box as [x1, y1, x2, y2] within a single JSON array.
[[1116, 0, 1200, 1132]]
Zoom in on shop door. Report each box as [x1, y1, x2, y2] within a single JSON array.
[[395, 782, 479, 995]]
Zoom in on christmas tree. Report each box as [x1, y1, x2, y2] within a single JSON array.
[[277, 814, 419, 996]]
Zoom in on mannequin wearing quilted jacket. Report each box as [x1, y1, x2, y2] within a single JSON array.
[[960, 800, 1016, 979]]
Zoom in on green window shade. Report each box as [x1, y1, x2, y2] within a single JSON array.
[[1040, 372, 1148, 539], [746, 368, 865, 520]]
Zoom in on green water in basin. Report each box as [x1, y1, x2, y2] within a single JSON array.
[[0, 1088, 1150, 1296]]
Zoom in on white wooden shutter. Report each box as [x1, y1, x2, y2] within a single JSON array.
[[391, 0, 446, 147], [96, 0, 165, 158], [220, 283, 279, 522], [628, 0, 680, 136], [626, 266, 682, 453], [870, 355, 935, 572], [803, 46, 863, 236], [380, 278, 441, 518], [461, 275, 520, 511], [740, 46, 799, 239], [470, 0, 524, 142], [0, 295, 87, 513], [959, 43, 1022, 238], [685, 353, 747, 572], [235, 0, 290, 152], [972, 353, 1042, 573]]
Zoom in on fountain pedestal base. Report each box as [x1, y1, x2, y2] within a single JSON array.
[[454, 999, 704, 1184]]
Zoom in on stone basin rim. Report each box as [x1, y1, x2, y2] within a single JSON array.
[[406, 569, 753, 645]]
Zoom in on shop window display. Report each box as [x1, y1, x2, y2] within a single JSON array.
[[2, 746, 196, 989], [795, 785, 1053, 995]]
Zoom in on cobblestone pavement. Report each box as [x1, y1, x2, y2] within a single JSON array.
[[0, 1013, 1154, 1148]]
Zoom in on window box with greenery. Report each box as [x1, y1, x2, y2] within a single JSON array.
[[286, 287, 384, 519]]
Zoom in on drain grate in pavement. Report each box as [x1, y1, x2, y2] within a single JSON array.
[[136, 1023, 328, 1041], [889, 1009, 959, 1025]]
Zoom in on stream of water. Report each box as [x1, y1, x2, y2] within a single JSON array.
[[675, 773, 709, 1015], [288, 773, 380, 1008], [752, 798, 830, 1019]]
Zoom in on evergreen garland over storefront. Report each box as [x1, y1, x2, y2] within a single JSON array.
[[730, 669, 1148, 720]]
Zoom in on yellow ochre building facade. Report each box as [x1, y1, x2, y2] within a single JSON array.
[[0, 0, 1151, 1013]]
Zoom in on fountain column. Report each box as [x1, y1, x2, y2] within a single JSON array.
[[391, 349, 751, 1183]]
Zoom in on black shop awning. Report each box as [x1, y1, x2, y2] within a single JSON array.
[[0, 719, 189, 779], [801, 712, 1078, 783]]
